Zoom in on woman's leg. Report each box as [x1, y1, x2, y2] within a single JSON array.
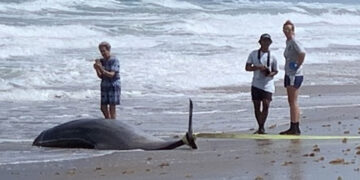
[[109, 105, 116, 119], [280, 86, 301, 135], [101, 105, 110, 119], [286, 86, 300, 123]]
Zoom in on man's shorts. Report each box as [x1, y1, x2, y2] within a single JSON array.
[[101, 86, 121, 105], [284, 75, 303, 89], [251, 86, 272, 101]]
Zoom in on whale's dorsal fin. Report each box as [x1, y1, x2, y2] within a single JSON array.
[[188, 98, 193, 134], [183, 99, 197, 149]]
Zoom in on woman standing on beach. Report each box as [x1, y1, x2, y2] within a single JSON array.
[[93, 41, 121, 119], [280, 20, 306, 135]]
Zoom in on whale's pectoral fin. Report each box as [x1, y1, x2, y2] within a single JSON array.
[[182, 132, 197, 149]]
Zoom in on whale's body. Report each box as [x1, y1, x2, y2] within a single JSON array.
[[33, 100, 197, 150]]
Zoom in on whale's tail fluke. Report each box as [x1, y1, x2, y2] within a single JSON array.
[[182, 99, 197, 149]]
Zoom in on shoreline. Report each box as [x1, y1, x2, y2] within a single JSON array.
[[2, 84, 360, 179], [201, 83, 360, 95]]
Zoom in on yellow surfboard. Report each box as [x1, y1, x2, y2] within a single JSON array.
[[195, 132, 360, 140]]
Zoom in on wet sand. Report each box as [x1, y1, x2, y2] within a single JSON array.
[[2, 83, 360, 180]]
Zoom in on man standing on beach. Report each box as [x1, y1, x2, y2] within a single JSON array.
[[245, 34, 278, 134]]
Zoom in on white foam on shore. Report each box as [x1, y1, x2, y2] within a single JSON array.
[[0, 139, 33, 143], [302, 103, 360, 110], [137, 109, 248, 115], [0, 89, 98, 101], [271, 103, 360, 111], [0, 150, 121, 166]]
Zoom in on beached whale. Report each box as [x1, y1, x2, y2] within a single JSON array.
[[32, 100, 197, 150]]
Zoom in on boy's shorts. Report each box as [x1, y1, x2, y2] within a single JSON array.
[[101, 86, 121, 105]]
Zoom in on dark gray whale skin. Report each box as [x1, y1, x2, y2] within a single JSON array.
[[33, 100, 197, 150]]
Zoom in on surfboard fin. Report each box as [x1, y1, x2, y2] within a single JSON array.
[[183, 99, 197, 149]]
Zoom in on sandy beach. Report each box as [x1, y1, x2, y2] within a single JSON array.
[[2, 81, 360, 180]]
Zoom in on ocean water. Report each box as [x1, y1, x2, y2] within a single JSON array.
[[1, 0, 360, 165]]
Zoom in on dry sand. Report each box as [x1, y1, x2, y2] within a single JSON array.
[[1, 84, 360, 180]]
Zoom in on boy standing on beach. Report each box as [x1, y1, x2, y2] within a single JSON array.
[[245, 34, 278, 134], [93, 41, 121, 119]]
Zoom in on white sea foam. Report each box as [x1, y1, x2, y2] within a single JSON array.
[[142, 0, 203, 10], [0, 0, 75, 12], [0, 24, 104, 58], [0, 0, 123, 12], [0, 0, 359, 101]]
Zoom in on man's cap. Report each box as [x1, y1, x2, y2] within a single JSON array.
[[259, 33, 272, 42]]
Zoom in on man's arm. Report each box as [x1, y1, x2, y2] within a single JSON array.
[[245, 63, 266, 72], [267, 70, 278, 77], [267, 57, 278, 77]]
